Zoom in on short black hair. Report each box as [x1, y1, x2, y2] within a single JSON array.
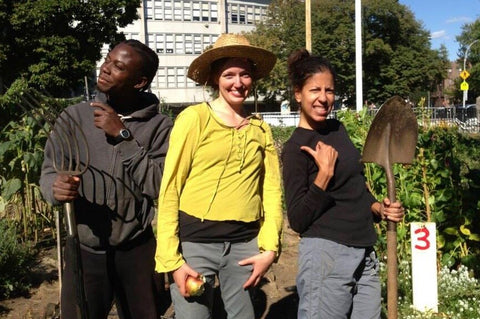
[[121, 39, 159, 91]]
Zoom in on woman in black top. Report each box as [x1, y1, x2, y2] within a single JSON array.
[[281, 49, 404, 319]]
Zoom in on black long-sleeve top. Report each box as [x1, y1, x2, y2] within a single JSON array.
[[281, 119, 379, 247]]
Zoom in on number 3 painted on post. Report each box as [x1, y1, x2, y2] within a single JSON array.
[[414, 227, 430, 250], [411, 222, 438, 312]]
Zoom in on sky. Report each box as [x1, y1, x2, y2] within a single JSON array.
[[398, 0, 480, 61]]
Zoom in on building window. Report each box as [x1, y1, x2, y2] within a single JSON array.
[[211, 3, 218, 22], [166, 34, 174, 54], [201, 2, 210, 21], [187, 77, 197, 88], [228, 2, 266, 25], [193, 2, 201, 21], [175, 34, 184, 54], [203, 34, 216, 49], [247, 6, 254, 24], [157, 67, 166, 88], [194, 34, 203, 54], [177, 68, 186, 87], [155, 34, 165, 53], [167, 67, 176, 88], [164, 2, 173, 20], [154, 66, 200, 89], [174, 1, 183, 20], [145, 0, 153, 19], [183, 1, 192, 21], [146, 7, 153, 19], [146, 0, 227, 23], [185, 34, 193, 54]]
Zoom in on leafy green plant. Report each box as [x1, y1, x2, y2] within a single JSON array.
[[0, 114, 50, 242], [0, 87, 72, 244], [0, 219, 37, 299], [415, 127, 480, 274], [271, 125, 296, 149]]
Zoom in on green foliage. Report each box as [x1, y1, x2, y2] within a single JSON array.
[[455, 19, 480, 104], [0, 114, 48, 191], [246, 0, 304, 106], [271, 125, 296, 150], [415, 127, 480, 273], [0, 219, 37, 299], [0, 0, 141, 96], [362, 0, 450, 105], [334, 108, 480, 276], [249, 0, 448, 108], [271, 125, 298, 213], [0, 87, 70, 243]]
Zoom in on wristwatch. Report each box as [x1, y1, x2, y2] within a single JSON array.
[[113, 128, 132, 143]]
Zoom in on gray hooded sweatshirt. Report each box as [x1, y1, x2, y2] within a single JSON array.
[[40, 92, 172, 252]]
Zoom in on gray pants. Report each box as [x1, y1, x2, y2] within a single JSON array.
[[171, 238, 257, 319], [297, 238, 381, 319]]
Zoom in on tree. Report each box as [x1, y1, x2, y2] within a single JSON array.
[[246, 0, 305, 108], [361, 0, 449, 105], [0, 0, 140, 97], [249, 0, 448, 108], [456, 18, 480, 104]]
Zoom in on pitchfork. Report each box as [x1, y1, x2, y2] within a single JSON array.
[[18, 89, 90, 319]]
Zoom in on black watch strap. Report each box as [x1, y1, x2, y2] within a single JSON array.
[[112, 128, 131, 143]]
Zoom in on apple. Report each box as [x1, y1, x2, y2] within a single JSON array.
[[185, 275, 206, 296]]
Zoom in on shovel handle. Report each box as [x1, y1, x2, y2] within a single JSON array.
[[385, 164, 398, 319]]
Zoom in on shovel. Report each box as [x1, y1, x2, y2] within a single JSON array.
[[362, 96, 418, 319]]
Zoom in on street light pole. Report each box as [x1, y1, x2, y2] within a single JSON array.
[[355, 0, 362, 112], [305, 0, 311, 52], [462, 39, 479, 108]]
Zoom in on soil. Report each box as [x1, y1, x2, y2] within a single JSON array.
[[0, 222, 300, 319]]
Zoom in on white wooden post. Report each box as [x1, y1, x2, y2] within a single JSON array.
[[410, 222, 438, 312]]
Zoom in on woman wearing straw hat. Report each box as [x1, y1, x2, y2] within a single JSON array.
[[154, 33, 283, 319]]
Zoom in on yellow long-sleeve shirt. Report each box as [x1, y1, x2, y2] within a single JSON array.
[[155, 102, 283, 273]]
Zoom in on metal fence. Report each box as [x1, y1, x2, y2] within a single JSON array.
[[260, 107, 479, 133]]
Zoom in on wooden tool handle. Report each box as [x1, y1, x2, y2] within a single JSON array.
[[385, 163, 398, 319]]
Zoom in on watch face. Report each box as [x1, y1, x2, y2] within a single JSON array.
[[120, 129, 131, 139]]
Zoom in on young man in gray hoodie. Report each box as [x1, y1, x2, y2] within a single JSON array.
[[40, 39, 172, 319]]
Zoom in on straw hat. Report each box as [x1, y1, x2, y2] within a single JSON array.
[[187, 33, 277, 84]]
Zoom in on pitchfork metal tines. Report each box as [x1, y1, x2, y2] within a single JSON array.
[[17, 89, 90, 319], [18, 90, 90, 176]]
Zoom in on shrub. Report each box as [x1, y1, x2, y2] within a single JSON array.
[[0, 219, 37, 299]]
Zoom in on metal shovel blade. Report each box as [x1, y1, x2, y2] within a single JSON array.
[[362, 95, 418, 167], [362, 95, 418, 319]]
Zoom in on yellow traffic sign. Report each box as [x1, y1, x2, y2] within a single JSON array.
[[461, 81, 469, 91], [460, 70, 470, 80]]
